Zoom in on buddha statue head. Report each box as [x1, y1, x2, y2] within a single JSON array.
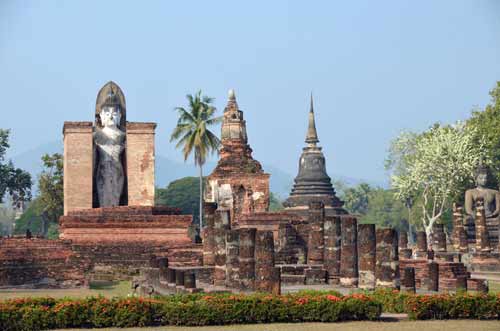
[[99, 89, 122, 129], [95, 81, 127, 130], [474, 162, 490, 188]]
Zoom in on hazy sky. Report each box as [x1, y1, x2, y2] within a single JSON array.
[[1, 1, 499, 183]]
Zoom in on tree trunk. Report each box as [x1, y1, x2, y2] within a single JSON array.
[[199, 165, 203, 233], [407, 207, 414, 245]]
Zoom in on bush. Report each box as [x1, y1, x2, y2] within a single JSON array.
[[405, 293, 500, 320], [0, 293, 381, 330], [366, 288, 411, 313]]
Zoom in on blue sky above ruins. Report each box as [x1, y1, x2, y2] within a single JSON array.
[[1, 0, 500, 184]]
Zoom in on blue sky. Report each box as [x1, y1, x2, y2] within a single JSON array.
[[1, 0, 499, 183]]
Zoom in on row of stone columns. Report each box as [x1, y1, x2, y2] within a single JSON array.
[[203, 204, 280, 294]]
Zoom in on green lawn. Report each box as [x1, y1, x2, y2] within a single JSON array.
[[59, 320, 500, 331], [0, 280, 133, 299]]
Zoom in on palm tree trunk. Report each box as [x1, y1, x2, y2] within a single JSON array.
[[199, 164, 203, 233]]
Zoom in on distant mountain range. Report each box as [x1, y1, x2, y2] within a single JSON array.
[[10, 141, 386, 198]]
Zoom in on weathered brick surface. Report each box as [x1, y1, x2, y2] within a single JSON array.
[[475, 198, 491, 252], [59, 206, 192, 245], [452, 204, 468, 252], [213, 210, 229, 286], [401, 267, 416, 293], [0, 238, 89, 288], [324, 216, 341, 284], [432, 223, 447, 252], [225, 230, 240, 288], [255, 230, 278, 292], [307, 202, 325, 264], [202, 203, 217, 266], [376, 228, 400, 289], [340, 216, 358, 287], [415, 231, 428, 258], [238, 228, 256, 290], [126, 122, 156, 206], [358, 224, 376, 289], [63, 122, 94, 215]]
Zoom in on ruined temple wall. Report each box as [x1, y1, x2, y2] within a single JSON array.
[[0, 238, 89, 288], [63, 122, 94, 215], [126, 122, 156, 206]]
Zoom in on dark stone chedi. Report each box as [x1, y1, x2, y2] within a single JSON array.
[[284, 95, 346, 216]]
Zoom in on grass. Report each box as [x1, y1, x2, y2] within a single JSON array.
[[59, 320, 500, 331], [489, 280, 500, 293], [0, 280, 133, 299]]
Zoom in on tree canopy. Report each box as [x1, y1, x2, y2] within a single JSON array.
[[0, 129, 32, 206]]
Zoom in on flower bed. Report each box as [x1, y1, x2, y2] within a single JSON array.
[[405, 293, 500, 320], [0, 292, 381, 331]]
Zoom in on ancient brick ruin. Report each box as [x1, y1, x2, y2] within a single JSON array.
[[1, 87, 497, 295]]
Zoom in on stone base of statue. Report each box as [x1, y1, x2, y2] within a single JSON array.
[[465, 215, 499, 247]]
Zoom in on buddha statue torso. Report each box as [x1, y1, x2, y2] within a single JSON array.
[[464, 167, 500, 218]]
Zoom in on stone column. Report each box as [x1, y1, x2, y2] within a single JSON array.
[[452, 204, 464, 250], [358, 224, 376, 289], [270, 267, 281, 295], [307, 201, 325, 265], [375, 228, 400, 289], [340, 216, 358, 287], [126, 122, 156, 206], [63, 122, 93, 215], [213, 210, 229, 286], [398, 231, 413, 259], [401, 267, 416, 293], [158, 257, 168, 283], [239, 228, 256, 290], [175, 270, 185, 287], [255, 230, 278, 293], [427, 261, 439, 291], [324, 216, 341, 284], [475, 198, 491, 252], [167, 268, 176, 286], [416, 231, 428, 258], [184, 272, 196, 289], [432, 223, 447, 252], [225, 229, 240, 288], [202, 203, 217, 266]]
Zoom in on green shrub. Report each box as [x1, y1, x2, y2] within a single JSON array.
[[0, 292, 381, 330], [405, 293, 500, 320]]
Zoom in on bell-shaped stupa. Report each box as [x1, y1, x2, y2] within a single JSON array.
[[284, 95, 346, 216]]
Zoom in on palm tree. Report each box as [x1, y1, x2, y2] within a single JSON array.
[[170, 91, 222, 234]]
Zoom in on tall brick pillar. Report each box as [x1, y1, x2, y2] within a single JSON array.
[[126, 122, 156, 206], [358, 224, 376, 289], [324, 216, 341, 284], [202, 203, 217, 266], [307, 201, 325, 265], [63, 122, 93, 215], [452, 203, 467, 251], [225, 229, 240, 288], [475, 198, 491, 252], [213, 210, 229, 286], [399, 231, 413, 259], [432, 223, 447, 252], [376, 228, 400, 289], [239, 228, 256, 290], [340, 216, 358, 287], [401, 267, 416, 293], [415, 231, 428, 258], [255, 230, 279, 293]]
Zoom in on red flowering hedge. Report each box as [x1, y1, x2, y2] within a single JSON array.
[[405, 292, 500, 320], [0, 292, 381, 331]]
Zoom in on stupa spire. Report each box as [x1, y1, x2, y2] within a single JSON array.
[[305, 93, 319, 145]]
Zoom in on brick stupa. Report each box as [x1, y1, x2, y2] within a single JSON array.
[[205, 89, 270, 224]]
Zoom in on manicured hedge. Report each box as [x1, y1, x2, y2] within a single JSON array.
[[0, 292, 381, 331], [405, 293, 500, 320]]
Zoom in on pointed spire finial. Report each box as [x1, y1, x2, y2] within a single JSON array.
[[228, 89, 236, 100], [305, 93, 319, 145]]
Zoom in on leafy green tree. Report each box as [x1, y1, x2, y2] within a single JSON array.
[[387, 122, 488, 242], [342, 183, 373, 215], [37, 153, 64, 237], [467, 81, 500, 186], [170, 91, 222, 231], [13, 198, 43, 235], [269, 192, 284, 211], [359, 188, 407, 231], [0, 129, 32, 206], [156, 177, 201, 222]]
